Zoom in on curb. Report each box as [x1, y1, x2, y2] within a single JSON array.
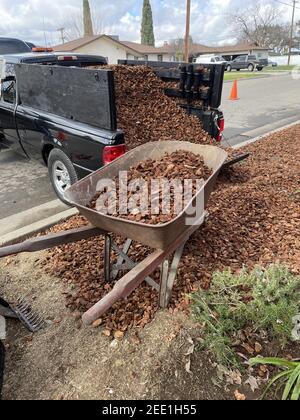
[[0, 207, 78, 248], [223, 72, 291, 84], [223, 75, 270, 83], [232, 119, 300, 149]]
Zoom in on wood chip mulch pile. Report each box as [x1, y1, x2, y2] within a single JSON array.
[[42, 125, 300, 335], [95, 65, 212, 150], [89, 150, 212, 225]]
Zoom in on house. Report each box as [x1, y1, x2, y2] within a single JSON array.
[[53, 36, 269, 64], [157, 42, 269, 62], [52, 35, 172, 64], [191, 42, 269, 61]]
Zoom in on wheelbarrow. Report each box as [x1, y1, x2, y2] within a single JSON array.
[[0, 141, 227, 326]]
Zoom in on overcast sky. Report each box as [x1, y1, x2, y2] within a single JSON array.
[[0, 0, 299, 47]]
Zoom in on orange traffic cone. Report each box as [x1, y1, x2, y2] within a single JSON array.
[[229, 79, 239, 100]]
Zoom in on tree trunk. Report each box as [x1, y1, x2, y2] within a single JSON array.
[[83, 0, 94, 37]]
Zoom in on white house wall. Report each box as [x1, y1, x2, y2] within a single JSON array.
[[75, 38, 128, 64]]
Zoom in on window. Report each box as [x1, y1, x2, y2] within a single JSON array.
[[1, 78, 16, 104], [158, 55, 163, 62], [211, 58, 215, 62], [144, 55, 149, 61]]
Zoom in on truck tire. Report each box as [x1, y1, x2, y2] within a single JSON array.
[[226, 65, 232, 72], [248, 64, 254, 72], [48, 149, 78, 204]]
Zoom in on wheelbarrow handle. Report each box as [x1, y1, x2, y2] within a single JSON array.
[[0, 226, 105, 259]]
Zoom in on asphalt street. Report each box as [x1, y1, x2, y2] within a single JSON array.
[[0, 72, 299, 230], [221, 73, 300, 146], [0, 147, 56, 219]]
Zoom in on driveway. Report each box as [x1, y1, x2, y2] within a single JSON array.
[[0, 147, 56, 220], [221, 73, 300, 146]]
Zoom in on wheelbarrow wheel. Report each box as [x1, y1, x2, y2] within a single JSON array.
[[48, 149, 78, 205]]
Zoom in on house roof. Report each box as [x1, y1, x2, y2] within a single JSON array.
[[121, 41, 171, 54], [168, 42, 268, 55], [52, 35, 143, 56], [53, 36, 268, 58]]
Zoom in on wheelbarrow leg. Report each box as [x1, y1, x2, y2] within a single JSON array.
[[104, 235, 112, 283], [159, 243, 186, 309]]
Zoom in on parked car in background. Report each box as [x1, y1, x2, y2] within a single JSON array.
[[0, 37, 35, 55], [267, 60, 278, 67], [226, 55, 264, 72], [194, 55, 228, 65]]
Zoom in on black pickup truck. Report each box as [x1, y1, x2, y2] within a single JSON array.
[[0, 52, 225, 203]]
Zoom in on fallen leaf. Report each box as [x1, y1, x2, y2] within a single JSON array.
[[92, 319, 102, 328], [241, 343, 255, 355], [234, 390, 246, 401], [102, 329, 111, 337], [114, 331, 124, 340], [185, 358, 192, 374], [245, 376, 260, 392], [254, 342, 263, 353]]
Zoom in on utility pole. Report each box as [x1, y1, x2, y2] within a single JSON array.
[[184, 0, 191, 62], [57, 27, 66, 44], [288, 0, 297, 65]]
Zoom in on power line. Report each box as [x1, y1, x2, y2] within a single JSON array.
[[273, 0, 300, 10]]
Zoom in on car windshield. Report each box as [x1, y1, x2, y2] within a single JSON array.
[[215, 56, 225, 62]]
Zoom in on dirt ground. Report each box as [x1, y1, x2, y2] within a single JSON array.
[[0, 252, 244, 401]]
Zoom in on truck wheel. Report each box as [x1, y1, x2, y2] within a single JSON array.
[[48, 149, 78, 204], [248, 64, 254, 72], [226, 65, 232, 72]]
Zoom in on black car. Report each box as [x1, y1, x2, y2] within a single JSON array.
[[0, 37, 34, 55], [226, 55, 264, 72]]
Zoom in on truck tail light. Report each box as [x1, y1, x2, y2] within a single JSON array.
[[57, 56, 78, 61], [216, 117, 225, 142], [103, 145, 126, 165]]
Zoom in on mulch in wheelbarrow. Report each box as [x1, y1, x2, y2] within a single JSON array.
[[89, 150, 212, 225], [42, 125, 300, 335]]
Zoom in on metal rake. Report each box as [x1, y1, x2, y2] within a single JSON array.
[[13, 299, 45, 333]]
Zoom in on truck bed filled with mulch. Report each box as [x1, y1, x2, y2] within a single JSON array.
[[92, 65, 212, 150], [89, 150, 212, 225], [42, 125, 300, 335]]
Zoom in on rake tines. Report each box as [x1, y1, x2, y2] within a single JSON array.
[[13, 299, 45, 333]]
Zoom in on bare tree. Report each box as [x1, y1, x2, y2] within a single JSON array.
[[61, 3, 105, 42], [230, 2, 290, 53]]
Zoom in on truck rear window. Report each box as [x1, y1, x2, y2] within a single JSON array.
[[0, 40, 31, 55]]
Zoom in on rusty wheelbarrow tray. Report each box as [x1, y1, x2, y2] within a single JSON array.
[[0, 142, 227, 326], [64, 141, 228, 250]]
